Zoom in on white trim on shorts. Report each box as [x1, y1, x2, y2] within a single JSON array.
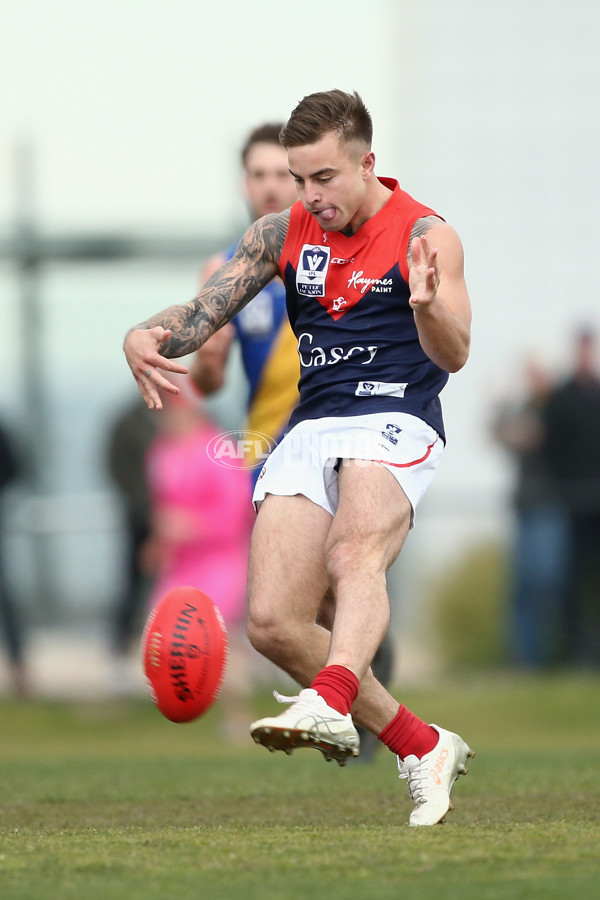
[[252, 412, 443, 527]]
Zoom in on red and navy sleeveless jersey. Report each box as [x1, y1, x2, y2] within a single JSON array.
[[278, 177, 449, 441]]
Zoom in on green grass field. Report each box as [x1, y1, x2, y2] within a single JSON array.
[[1, 673, 599, 900]]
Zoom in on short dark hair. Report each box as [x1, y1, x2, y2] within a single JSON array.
[[241, 123, 285, 166], [280, 90, 372, 149]]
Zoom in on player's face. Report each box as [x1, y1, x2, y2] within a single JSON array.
[[244, 142, 297, 219], [287, 132, 373, 233]]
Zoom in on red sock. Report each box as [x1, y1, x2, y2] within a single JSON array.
[[378, 706, 438, 760], [310, 665, 360, 716]]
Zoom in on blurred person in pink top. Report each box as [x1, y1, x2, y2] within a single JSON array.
[[142, 380, 254, 736], [143, 382, 252, 626]]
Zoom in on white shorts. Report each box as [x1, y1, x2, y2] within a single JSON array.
[[252, 412, 443, 525]]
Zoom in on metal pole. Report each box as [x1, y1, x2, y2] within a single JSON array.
[[14, 140, 57, 618]]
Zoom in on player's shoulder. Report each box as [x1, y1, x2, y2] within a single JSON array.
[[260, 206, 292, 234], [239, 207, 292, 262], [411, 217, 464, 251]]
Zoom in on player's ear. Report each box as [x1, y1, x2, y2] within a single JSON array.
[[361, 150, 376, 179]]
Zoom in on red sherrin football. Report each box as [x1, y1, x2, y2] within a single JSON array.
[[141, 586, 228, 723]]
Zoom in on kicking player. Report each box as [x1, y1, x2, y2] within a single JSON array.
[[124, 90, 474, 825], [191, 122, 395, 760]]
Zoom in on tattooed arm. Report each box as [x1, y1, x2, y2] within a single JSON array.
[[124, 210, 290, 409], [407, 216, 471, 373]]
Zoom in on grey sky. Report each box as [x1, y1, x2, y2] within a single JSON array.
[[1, 0, 405, 229]]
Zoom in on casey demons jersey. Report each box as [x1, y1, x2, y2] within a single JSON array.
[[278, 178, 450, 441]]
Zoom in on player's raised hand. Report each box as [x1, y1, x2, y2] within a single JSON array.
[[408, 235, 440, 310], [123, 325, 189, 410]]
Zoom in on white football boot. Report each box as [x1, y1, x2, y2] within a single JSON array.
[[397, 724, 474, 826], [250, 688, 360, 766]]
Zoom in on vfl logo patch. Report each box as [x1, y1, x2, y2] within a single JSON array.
[[380, 423, 403, 445], [296, 244, 331, 297], [355, 381, 408, 397], [357, 381, 376, 395]]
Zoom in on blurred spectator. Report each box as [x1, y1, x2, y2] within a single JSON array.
[[106, 395, 158, 680], [142, 382, 253, 737], [542, 328, 600, 666], [0, 417, 28, 695], [493, 359, 568, 666]]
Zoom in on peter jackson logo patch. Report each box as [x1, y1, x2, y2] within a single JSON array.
[[296, 245, 331, 297]]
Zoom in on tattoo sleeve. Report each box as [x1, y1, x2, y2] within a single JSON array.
[[137, 209, 290, 358], [407, 215, 444, 261]]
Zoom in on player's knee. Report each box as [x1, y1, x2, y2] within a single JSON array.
[[325, 535, 378, 586], [246, 606, 290, 660]]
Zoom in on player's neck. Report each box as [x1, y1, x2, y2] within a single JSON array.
[[342, 178, 392, 236]]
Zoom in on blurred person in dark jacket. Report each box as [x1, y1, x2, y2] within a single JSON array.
[[493, 359, 568, 666], [542, 328, 600, 666], [0, 418, 28, 694], [106, 396, 158, 685]]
